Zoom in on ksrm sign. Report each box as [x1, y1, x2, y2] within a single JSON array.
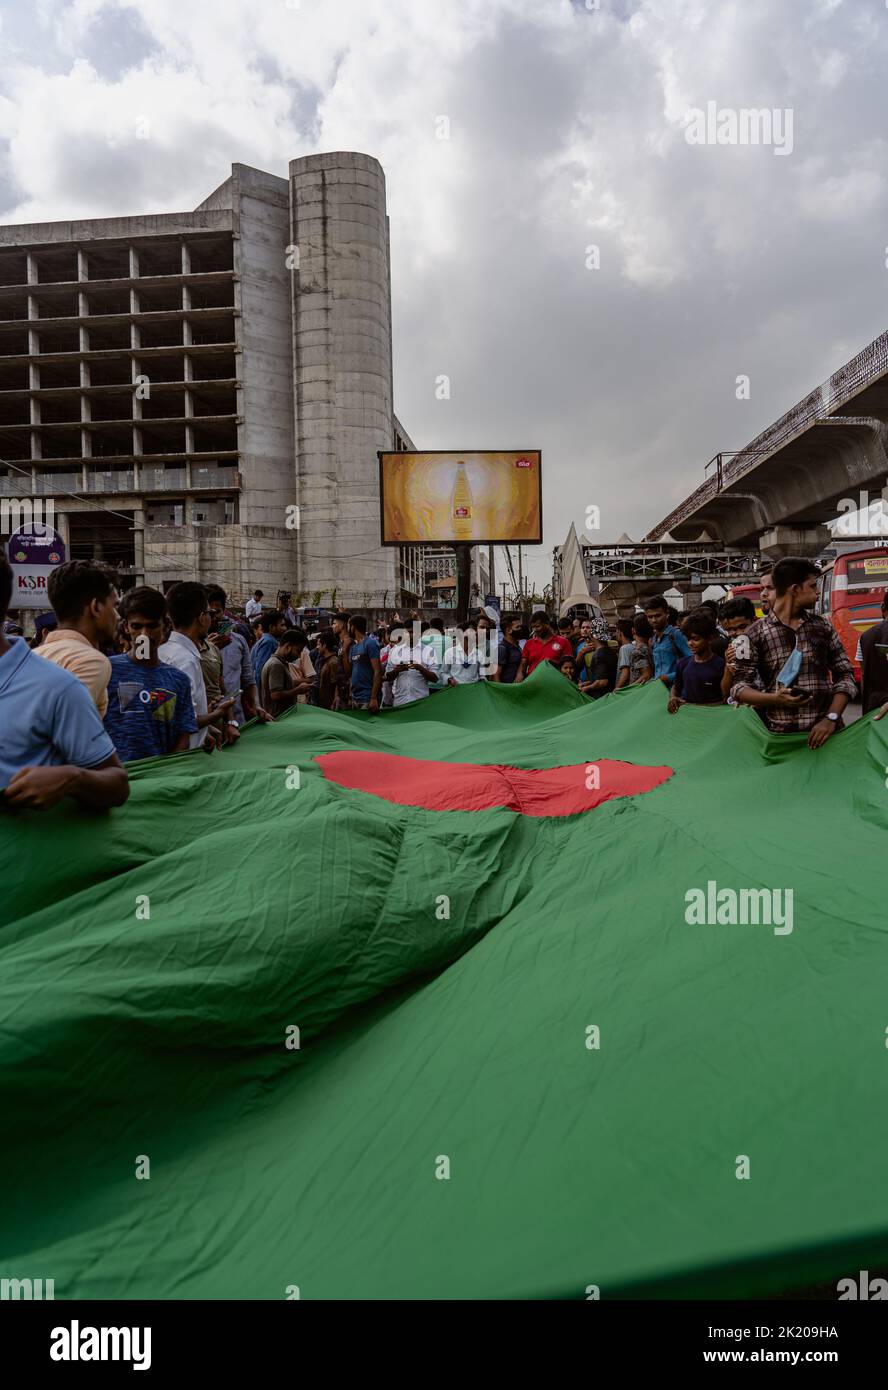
[[3, 499, 65, 610]]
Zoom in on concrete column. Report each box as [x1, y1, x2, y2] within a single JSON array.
[[26, 253, 37, 286], [289, 151, 397, 604], [77, 250, 88, 282], [759, 525, 832, 560], [133, 507, 145, 572]]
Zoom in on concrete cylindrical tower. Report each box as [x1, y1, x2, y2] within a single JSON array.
[[289, 151, 397, 606]]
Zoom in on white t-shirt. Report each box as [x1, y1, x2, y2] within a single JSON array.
[[443, 643, 484, 684], [158, 631, 209, 748], [387, 642, 437, 706], [245, 598, 262, 620]]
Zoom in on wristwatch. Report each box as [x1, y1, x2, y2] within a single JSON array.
[[826, 712, 839, 722]]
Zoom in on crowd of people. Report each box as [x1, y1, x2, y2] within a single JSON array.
[[2, 551, 887, 815]]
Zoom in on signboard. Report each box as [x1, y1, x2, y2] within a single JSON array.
[[848, 556, 888, 587], [5, 526, 66, 610], [379, 450, 542, 545]]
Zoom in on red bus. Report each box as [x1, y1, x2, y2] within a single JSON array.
[[818, 545, 888, 680], [728, 582, 764, 617]]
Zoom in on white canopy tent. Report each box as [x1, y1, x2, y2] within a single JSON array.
[[557, 523, 601, 619]]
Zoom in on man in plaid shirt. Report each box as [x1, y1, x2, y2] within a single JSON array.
[[730, 557, 857, 748]]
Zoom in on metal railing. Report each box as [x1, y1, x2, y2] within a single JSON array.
[[586, 549, 761, 583]]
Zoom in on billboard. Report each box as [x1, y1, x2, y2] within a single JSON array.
[[379, 450, 542, 545], [5, 526, 66, 610]]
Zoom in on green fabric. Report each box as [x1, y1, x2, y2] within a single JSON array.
[[2, 664, 886, 1299]]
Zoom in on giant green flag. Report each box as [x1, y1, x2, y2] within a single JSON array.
[[2, 666, 886, 1299]]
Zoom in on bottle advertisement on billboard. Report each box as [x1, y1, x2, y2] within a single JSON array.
[[378, 450, 542, 545]]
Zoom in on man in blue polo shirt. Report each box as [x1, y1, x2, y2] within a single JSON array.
[[644, 595, 692, 686], [251, 609, 287, 693], [0, 553, 129, 812], [347, 614, 382, 710]]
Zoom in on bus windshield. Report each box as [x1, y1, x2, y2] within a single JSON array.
[[822, 547, 888, 678]]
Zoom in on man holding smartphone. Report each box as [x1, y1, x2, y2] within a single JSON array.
[[384, 626, 438, 707], [729, 557, 857, 748], [205, 585, 270, 725], [159, 583, 238, 750]]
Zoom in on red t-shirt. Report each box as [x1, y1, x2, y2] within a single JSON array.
[[523, 634, 575, 673]]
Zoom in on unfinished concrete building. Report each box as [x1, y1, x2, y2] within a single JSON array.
[[0, 151, 425, 608]]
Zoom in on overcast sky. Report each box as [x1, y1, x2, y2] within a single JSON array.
[[2, 0, 887, 587]]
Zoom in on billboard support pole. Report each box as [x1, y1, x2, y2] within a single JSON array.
[[454, 544, 472, 624]]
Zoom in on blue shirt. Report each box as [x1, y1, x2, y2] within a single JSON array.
[[251, 633, 278, 686], [103, 656, 198, 762], [0, 636, 116, 789], [651, 624, 692, 682], [350, 635, 381, 701]]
